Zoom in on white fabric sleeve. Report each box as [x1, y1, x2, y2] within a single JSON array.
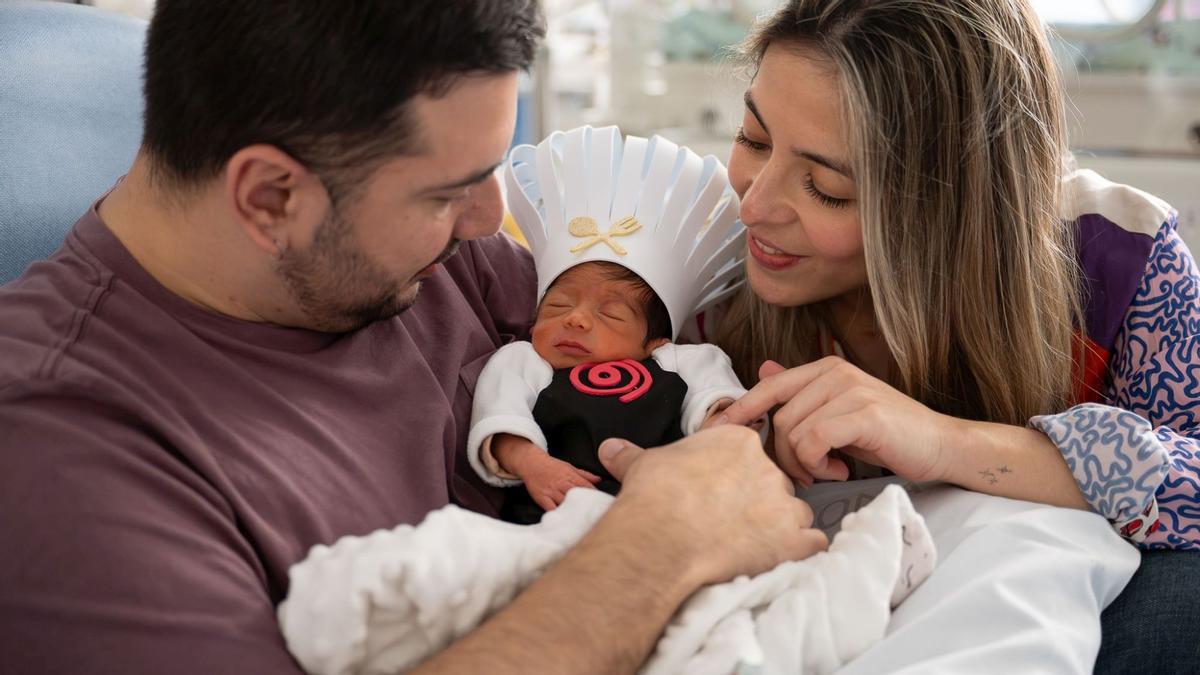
[[465, 341, 554, 487], [652, 343, 748, 435]]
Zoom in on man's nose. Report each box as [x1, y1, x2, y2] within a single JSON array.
[[453, 173, 505, 241]]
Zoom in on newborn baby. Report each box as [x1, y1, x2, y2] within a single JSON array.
[[467, 259, 747, 523], [463, 125, 757, 524]]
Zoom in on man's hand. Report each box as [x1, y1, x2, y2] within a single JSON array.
[[597, 426, 828, 588], [494, 434, 601, 510], [418, 425, 827, 675]]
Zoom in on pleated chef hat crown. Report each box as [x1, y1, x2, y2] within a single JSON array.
[[504, 125, 746, 338]]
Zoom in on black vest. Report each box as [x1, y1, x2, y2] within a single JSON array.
[[502, 357, 688, 524]]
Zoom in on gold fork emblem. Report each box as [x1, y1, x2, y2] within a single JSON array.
[[568, 216, 642, 256]]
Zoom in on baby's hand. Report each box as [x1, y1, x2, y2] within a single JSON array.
[[701, 397, 766, 433], [700, 398, 735, 431], [517, 455, 602, 512]]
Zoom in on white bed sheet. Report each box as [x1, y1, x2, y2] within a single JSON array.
[[798, 478, 1140, 675]]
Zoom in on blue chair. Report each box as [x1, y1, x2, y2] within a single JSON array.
[[0, 0, 146, 285]]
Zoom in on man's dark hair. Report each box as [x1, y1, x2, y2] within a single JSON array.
[[555, 262, 672, 346], [142, 0, 545, 196]]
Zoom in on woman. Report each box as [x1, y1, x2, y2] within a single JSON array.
[[710, 0, 1198, 670]]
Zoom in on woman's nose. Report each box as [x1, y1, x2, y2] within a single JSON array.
[[738, 164, 794, 230]]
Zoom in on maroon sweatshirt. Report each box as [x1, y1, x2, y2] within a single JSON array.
[[0, 204, 536, 673]]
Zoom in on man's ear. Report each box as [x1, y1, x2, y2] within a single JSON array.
[[224, 144, 327, 258]]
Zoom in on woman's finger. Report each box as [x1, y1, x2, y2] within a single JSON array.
[[800, 412, 881, 461], [790, 465, 817, 488], [771, 376, 840, 447], [787, 399, 869, 481], [772, 363, 868, 438], [772, 419, 820, 484], [758, 359, 788, 381], [787, 427, 850, 482], [722, 357, 847, 427], [764, 424, 815, 485]]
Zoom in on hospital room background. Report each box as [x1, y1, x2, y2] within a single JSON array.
[[3, 2, 1195, 672], [77, 0, 1200, 253]]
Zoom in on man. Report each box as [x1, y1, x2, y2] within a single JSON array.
[[0, 2, 825, 673]]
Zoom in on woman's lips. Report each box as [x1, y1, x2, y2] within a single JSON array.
[[555, 340, 591, 356], [748, 234, 806, 271]]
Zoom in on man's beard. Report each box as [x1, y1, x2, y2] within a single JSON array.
[[276, 209, 459, 333]]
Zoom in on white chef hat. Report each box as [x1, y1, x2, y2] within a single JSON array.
[[504, 125, 746, 338]]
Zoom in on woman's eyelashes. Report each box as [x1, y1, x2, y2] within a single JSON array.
[[803, 175, 851, 209], [734, 127, 770, 153], [736, 128, 851, 210]]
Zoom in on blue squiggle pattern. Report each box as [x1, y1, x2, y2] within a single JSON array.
[[1110, 221, 1200, 550], [1095, 218, 1199, 550], [1030, 404, 1169, 522], [1033, 217, 1200, 549]]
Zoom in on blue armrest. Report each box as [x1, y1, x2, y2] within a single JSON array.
[[0, 1, 146, 284]]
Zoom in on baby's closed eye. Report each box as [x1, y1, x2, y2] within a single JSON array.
[[599, 303, 635, 322]]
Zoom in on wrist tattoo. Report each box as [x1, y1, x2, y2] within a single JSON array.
[[978, 466, 1012, 485]]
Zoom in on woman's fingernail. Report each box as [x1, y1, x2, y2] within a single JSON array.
[[598, 438, 627, 461]]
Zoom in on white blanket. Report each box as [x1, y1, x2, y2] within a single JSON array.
[[279, 485, 934, 675], [798, 478, 1141, 674]]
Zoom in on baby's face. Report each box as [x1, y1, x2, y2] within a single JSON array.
[[531, 265, 661, 369]]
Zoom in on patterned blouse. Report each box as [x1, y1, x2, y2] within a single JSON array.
[[1030, 170, 1199, 550]]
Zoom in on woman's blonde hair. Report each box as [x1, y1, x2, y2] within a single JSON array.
[[718, 0, 1082, 424]]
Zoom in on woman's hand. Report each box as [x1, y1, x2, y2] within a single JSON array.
[[720, 356, 961, 486]]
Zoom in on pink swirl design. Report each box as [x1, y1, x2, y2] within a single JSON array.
[[569, 359, 653, 403]]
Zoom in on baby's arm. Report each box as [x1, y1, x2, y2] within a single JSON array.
[[654, 343, 754, 435], [467, 342, 599, 509], [466, 342, 554, 487], [494, 434, 601, 511]]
